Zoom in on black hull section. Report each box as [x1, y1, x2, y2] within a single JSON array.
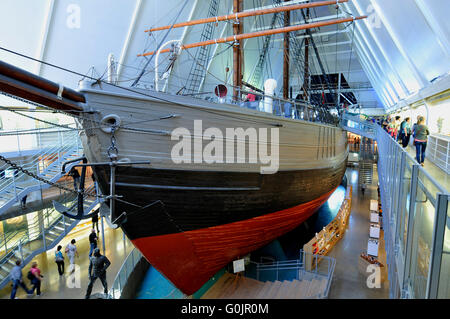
[[93, 160, 347, 240]]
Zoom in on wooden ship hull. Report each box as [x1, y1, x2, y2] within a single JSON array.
[[77, 83, 348, 295]]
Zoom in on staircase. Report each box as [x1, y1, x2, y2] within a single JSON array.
[[0, 129, 83, 216], [201, 272, 329, 299], [0, 186, 100, 289]]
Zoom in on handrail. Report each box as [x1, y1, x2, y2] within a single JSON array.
[[245, 249, 336, 298], [110, 247, 143, 299], [0, 184, 96, 259]]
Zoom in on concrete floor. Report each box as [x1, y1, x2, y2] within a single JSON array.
[[327, 167, 390, 299], [0, 221, 130, 299]]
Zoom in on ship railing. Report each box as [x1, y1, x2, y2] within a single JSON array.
[[110, 247, 143, 299], [186, 86, 340, 127], [244, 249, 336, 298]]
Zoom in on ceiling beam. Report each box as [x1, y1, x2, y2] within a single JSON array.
[[35, 0, 55, 76], [117, 0, 144, 82]]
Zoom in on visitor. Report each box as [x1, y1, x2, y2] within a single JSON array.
[[92, 210, 99, 233], [85, 248, 111, 299], [394, 116, 401, 141], [89, 228, 98, 257], [65, 239, 79, 273], [361, 182, 366, 196], [68, 167, 81, 190], [387, 117, 396, 137], [10, 260, 33, 299], [399, 117, 411, 148], [413, 116, 429, 166], [29, 261, 43, 296], [20, 195, 27, 209], [55, 245, 65, 276]]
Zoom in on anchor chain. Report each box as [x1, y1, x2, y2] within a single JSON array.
[[0, 154, 99, 197]]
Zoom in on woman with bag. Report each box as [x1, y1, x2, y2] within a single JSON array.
[[55, 245, 65, 276]]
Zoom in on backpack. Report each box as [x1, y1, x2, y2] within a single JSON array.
[[27, 270, 34, 281]]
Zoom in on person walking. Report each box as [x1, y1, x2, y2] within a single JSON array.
[[10, 260, 33, 299], [68, 167, 81, 190], [55, 245, 65, 276], [91, 210, 99, 233], [29, 261, 43, 296], [89, 228, 98, 257], [85, 248, 111, 299], [20, 195, 27, 209], [65, 239, 79, 273], [413, 116, 429, 166], [361, 182, 366, 196]]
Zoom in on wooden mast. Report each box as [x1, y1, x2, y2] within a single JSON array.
[[283, 0, 290, 100], [145, 0, 349, 33], [303, 6, 310, 102], [138, 15, 367, 57], [233, 0, 243, 102]]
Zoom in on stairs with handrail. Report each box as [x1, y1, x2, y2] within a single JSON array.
[[0, 187, 100, 289], [0, 130, 83, 216]]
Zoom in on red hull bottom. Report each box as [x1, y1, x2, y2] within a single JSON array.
[[131, 188, 336, 295]]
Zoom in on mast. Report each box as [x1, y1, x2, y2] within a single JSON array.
[[303, 6, 309, 102], [283, 0, 290, 100], [233, 0, 243, 102]]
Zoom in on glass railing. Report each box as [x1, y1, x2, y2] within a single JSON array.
[[367, 121, 449, 299], [110, 248, 143, 299]]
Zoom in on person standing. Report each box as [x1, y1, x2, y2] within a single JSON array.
[[89, 228, 98, 257], [55, 245, 65, 276], [400, 117, 411, 148], [29, 261, 43, 296], [361, 182, 366, 196], [414, 116, 429, 166], [10, 260, 33, 299], [85, 248, 111, 299], [65, 239, 79, 273]]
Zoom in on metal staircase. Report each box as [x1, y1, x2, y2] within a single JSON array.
[[0, 129, 83, 216], [0, 185, 100, 289], [184, 0, 220, 95], [358, 136, 377, 185]]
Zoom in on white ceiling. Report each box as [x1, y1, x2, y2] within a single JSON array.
[[0, 0, 448, 111]]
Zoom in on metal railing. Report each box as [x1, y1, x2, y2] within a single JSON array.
[[426, 134, 450, 174], [110, 248, 143, 299], [340, 114, 450, 299], [187, 86, 340, 127], [0, 129, 83, 214], [245, 249, 336, 298]]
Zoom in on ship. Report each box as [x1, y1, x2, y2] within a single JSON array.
[[0, 0, 365, 295]]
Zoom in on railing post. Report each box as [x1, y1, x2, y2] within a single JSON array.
[[426, 193, 448, 299]]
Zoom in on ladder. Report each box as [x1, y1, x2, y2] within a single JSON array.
[[184, 0, 221, 95]]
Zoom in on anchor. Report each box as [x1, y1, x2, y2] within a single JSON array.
[[52, 153, 151, 225]]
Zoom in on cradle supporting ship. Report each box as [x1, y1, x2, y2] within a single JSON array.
[[0, 0, 366, 295]]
